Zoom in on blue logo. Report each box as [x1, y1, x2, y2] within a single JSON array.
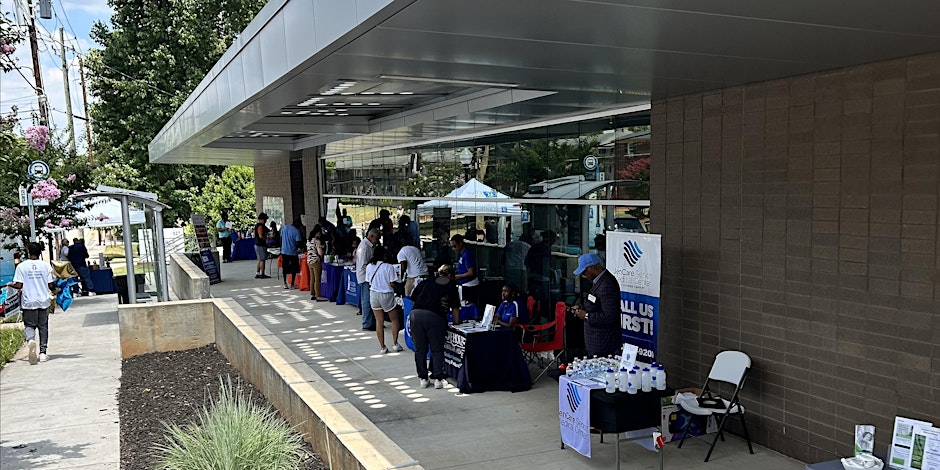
[[566, 382, 582, 412], [623, 240, 643, 267]]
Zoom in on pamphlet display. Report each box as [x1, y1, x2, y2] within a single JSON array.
[[856, 424, 875, 456], [191, 214, 221, 285], [889, 416, 940, 470], [606, 232, 661, 362]]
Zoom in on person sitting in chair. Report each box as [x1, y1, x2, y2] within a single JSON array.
[[494, 284, 528, 329]]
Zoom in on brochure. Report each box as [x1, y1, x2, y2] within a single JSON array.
[[889, 416, 935, 470], [856, 424, 875, 456]]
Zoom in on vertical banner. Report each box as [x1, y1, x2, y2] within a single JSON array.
[[606, 232, 661, 363], [559, 376, 596, 457]]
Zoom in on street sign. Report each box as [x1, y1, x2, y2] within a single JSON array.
[[18, 187, 48, 206], [28, 160, 50, 178], [583, 155, 598, 171]]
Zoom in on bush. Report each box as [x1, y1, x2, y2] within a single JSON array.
[[1, 328, 25, 369], [153, 377, 304, 470]]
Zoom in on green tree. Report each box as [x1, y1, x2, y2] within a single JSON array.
[[86, 0, 268, 224], [486, 137, 597, 197], [189, 166, 256, 232], [401, 160, 464, 209]]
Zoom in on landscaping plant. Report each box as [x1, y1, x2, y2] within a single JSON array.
[[0, 328, 25, 369], [152, 376, 304, 470]]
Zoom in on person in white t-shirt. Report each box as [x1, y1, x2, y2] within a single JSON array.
[[7, 242, 56, 364], [366, 246, 403, 354], [396, 243, 428, 296]]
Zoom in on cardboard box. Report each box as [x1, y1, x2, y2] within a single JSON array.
[[660, 388, 718, 443]]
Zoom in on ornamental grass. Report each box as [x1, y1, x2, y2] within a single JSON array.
[[152, 376, 304, 470]]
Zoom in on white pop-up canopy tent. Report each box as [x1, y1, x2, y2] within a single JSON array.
[[417, 178, 521, 216], [78, 197, 146, 228]]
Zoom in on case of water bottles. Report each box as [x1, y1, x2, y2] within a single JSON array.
[[565, 355, 667, 394]]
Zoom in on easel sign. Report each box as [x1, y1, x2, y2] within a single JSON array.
[[620, 343, 639, 371]]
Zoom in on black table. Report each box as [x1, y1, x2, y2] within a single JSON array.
[[561, 380, 671, 470], [443, 327, 531, 393], [89, 268, 116, 294]]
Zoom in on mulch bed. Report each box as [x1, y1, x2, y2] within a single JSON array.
[[119, 345, 326, 470]]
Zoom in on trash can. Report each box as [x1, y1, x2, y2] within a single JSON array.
[[113, 274, 146, 304]]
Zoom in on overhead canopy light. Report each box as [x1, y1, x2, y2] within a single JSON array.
[[378, 75, 518, 88]]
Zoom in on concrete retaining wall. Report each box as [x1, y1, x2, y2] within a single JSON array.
[[168, 252, 210, 300], [117, 298, 421, 470]]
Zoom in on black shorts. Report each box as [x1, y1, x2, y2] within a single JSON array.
[[282, 254, 300, 274]]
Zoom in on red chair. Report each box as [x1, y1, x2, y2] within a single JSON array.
[[518, 301, 566, 383]]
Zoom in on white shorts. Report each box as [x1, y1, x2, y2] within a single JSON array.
[[370, 291, 397, 312]]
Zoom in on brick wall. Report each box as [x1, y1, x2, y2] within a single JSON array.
[[254, 160, 292, 225], [302, 146, 323, 222], [651, 51, 940, 463]]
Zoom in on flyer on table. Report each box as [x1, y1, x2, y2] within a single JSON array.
[[889, 416, 938, 470]]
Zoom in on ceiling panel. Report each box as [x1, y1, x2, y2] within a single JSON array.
[[150, 0, 940, 165]]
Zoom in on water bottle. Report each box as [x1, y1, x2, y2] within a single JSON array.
[[566, 363, 574, 378], [605, 368, 616, 393], [650, 370, 658, 391], [618, 368, 629, 392], [656, 365, 667, 390], [641, 367, 652, 392], [627, 370, 638, 394]]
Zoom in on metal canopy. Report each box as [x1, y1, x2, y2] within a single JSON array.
[[149, 0, 940, 166]]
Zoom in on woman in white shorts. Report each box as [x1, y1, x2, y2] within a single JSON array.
[[366, 246, 403, 353]]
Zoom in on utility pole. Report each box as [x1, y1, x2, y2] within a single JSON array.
[[58, 27, 76, 155], [26, 0, 47, 125], [78, 57, 93, 162]]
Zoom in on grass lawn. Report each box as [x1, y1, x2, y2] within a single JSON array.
[[0, 328, 25, 369]]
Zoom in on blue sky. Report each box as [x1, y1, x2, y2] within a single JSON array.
[[1, 0, 113, 153]]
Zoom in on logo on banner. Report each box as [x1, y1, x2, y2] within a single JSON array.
[[566, 382, 583, 412], [623, 239, 644, 267]]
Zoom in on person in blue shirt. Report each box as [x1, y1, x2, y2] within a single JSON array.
[[494, 284, 528, 329], [449, 234, 479, 312], [280, 216, 303, 289]]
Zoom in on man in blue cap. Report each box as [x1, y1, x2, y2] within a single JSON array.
[[572, 253, 622, 356]]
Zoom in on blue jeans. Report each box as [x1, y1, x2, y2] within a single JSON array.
[[22, 308, 49, 354], [77, 265, 95, 293], [359, 282, 374, 329], [409, 309, 447, 380]]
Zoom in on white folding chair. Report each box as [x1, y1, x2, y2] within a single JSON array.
[[677, 350, 755, 462]]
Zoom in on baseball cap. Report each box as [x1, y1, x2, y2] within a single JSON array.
[[573, 253, 602, 275]]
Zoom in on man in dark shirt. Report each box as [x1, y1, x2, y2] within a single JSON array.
[[571, 253, 622, 356], [254, 212, 271, 279], [67, 238, 94, 295]]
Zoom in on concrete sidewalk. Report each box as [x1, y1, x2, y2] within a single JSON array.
[[0, 294, 121, 470]]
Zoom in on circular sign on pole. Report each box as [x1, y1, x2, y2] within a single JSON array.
[[28, 160, 50, 178], [583, 155, 598, 171]]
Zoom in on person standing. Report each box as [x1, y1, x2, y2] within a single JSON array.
[[7, 242, 56, 364], [504, 233, 531, 294], [369, 209, 395, 246], [307, 227, 328, 301], [58, 238, 70, 261], [366, 246, 403, 353], [571, 253, 622, 357], [356, 228, 380, 330], [216, 211, 233, 263], [67, 238, 94, 295], [408, 265, 461, 389], [450, 234, 479, 310], [253, 213, 271, 279], [396, 242, 427, 297], [280, 217, 303, 289]]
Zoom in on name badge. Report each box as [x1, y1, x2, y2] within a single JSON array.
[[587, 294, 597, 303]]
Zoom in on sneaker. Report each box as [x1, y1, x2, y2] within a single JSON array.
[[419, 378, 430, 389], [393, 343, 404, 352], [255, 274, 261, 279], [39, 353, 48, 363], [379, 346, 389, 354], [259, 274, 271, 279], [283, 284, 290, 289], [27, 340, 37, 365], [311, 295, 316, 301], [434, 379, 444, 389]]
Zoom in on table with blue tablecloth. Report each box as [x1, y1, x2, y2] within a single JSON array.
[[443, 325, 531, 394], [320, 262, 344, 302], [232, 238, 257, 261], [338, 267, 358, 306], [89, 268, 116, 294]]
